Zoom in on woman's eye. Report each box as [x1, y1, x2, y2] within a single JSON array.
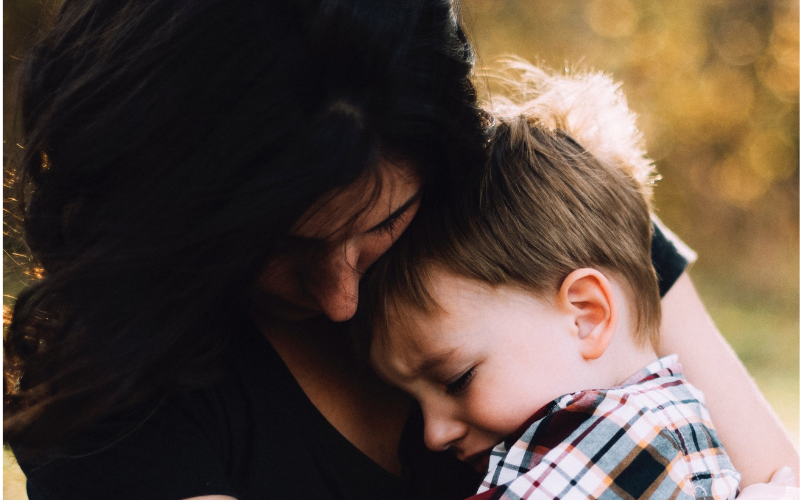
[[445, 368, 476, 395], [372, 211, 407, 238], [378, 216, 402, 235]]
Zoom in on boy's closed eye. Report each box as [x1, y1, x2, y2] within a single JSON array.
[[445, 367, 476, 395]]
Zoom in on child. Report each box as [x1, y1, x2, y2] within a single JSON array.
[[356, 63, 741, 499]]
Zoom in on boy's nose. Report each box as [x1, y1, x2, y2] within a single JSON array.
[[423, 411, 468, 452]]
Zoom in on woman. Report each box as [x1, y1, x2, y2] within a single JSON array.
[[4, 0, 796, 498]]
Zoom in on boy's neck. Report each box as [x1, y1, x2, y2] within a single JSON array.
[[577, 331, 659, 392], [582, 277, 660, 389], [602, 333, 660, 387], [589, 300, 660, 389]]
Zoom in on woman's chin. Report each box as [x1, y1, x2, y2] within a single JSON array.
[[252, 293, 323, 323]]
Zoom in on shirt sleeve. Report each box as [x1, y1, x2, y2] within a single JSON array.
[[651, 214, 697, 297], [17, 397, 238, 500]]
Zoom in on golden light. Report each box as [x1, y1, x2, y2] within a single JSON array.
[[587, 0, 639, 38], [713, 19, 764, 66]]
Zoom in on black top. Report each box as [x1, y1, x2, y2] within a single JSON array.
[[16, 223, 689, 500]]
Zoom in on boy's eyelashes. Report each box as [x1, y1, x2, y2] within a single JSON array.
[[445, 367, 476, 395]]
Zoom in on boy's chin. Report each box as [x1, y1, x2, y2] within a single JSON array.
[[462, 449, 492, 473]]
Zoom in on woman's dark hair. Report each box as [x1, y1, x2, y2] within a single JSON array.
[[4, 0, 488, 458]]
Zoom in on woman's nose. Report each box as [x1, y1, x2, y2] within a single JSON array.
[[423, 408, 467, 452], [310, 241, 361, 322]]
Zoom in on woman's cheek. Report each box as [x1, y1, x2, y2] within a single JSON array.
[[257, 255, 296, 295], [358, 233, 397, 271]]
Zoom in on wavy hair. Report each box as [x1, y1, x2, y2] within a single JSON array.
[[4, 0, 488, 458]]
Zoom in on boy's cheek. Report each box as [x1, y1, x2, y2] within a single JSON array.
[[464, 387, 526, 437], [468, 384, 552, 437]]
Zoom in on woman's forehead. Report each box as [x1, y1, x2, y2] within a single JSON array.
[[291, 158, 421, 241]]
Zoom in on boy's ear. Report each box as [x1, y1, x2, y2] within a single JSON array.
[[557, 269, 618, 360]]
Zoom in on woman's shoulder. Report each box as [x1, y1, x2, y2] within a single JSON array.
[[15, 319, 411, 500], [13, 321, 289, 499], [15, 386, 240, 500]]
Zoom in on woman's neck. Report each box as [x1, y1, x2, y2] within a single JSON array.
[[254, 314, 412, 475]]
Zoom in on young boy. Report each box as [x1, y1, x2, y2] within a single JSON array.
[[356, 64, 740, 499]]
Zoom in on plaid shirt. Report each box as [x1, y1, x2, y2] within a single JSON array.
[[468, 356, 739, 500]]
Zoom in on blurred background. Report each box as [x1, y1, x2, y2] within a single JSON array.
[[459, 0, 799, 447], [4, 0, 798, 497]]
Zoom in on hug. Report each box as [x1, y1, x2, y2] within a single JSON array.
[[4, 0, 797, 499]]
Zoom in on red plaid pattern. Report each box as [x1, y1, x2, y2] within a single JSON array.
[[468, 356, 739, 500]]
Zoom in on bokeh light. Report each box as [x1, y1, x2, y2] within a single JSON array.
[[462, 0, 798, 449]]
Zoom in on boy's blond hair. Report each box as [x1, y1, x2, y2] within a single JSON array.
[[357, 61, 661, 351]]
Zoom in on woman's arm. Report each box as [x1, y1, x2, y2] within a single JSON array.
[[737, 467, 799, 499], [659, 272, 799, 487]]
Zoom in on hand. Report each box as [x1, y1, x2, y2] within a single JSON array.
[[737, 467, 799, 500]]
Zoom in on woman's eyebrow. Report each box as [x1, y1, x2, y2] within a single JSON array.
[[367, 190, 422, 233]]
